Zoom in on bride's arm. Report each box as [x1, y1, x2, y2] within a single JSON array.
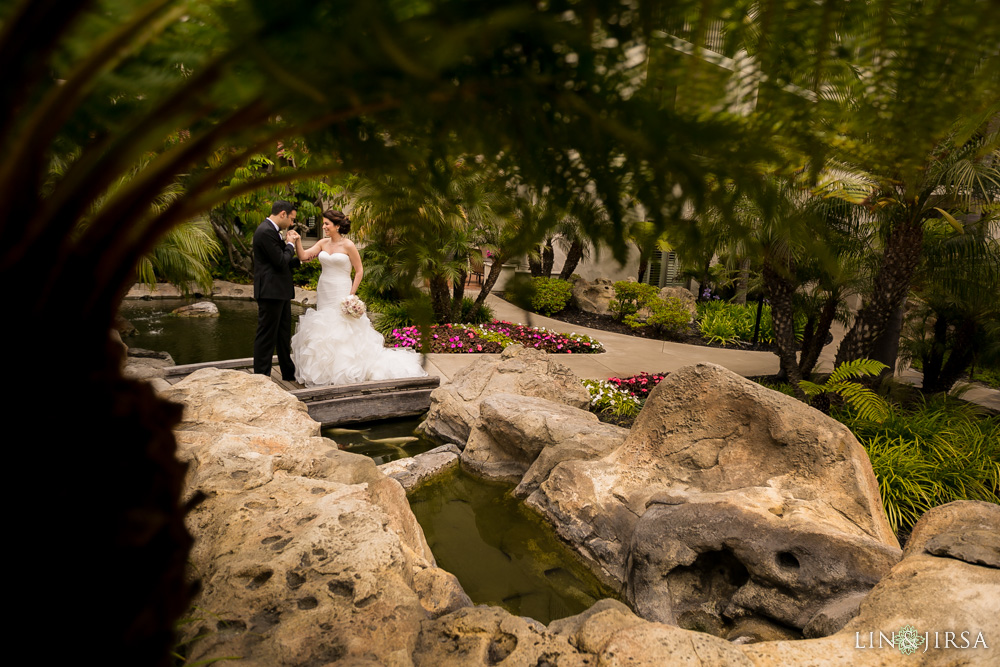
[[296, 237, 325, 262], [346, 242, 364, 295]]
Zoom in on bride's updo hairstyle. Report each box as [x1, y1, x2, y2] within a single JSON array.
[[323, 209, 351, 235]]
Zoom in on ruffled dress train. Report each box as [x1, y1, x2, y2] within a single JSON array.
[[291, 251, 427, 387]]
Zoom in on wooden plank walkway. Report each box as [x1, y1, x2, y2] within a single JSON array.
[[164, 357, 439, 426]]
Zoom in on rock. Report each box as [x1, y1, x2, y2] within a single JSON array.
[[126, 282, 185, 298], [169, 367, 467, 667], [114, 313, 138, 336], [526, 363, 900, 637], [168, 364, 999, 666], [378, 444, 461, 491], [416, 344, 591, 446], [163, 368, 319, 438], [744, 503, 1000, 665], [658, 286, 697, 319], [903, 500, 1000, 568], [210, 279, 254, 299], [123, 348, 175, 381], [459, 392, 628, 484], [412, 568, 473, 619], [171, 300, 219, 317], [572, 277, 616, 315]]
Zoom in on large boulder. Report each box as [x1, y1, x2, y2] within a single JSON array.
[[526, 363, 901, 638], [166, 369, 470, 666], [460, 392, 628, 484], [416, 344, 591, 446], [658, 286, 697, 320], [572, 277, 616, 315], [742, 500, 1000, 665]]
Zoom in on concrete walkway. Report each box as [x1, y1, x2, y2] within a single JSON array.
[[422, 295, 1000, 412]]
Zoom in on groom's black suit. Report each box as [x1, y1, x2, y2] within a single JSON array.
[[253, 218, 300, 379]]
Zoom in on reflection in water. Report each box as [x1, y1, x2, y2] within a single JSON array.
[[408, 468, 617, 624], [324, 418, 438, 465], [120, 298, 305, 365]]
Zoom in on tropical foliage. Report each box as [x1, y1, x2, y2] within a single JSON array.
[[799, 359, 891, 423], [835, 396, 1000, 534]]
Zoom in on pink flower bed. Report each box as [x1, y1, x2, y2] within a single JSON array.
[[606, 371, 668, 398], [385, 320, 604, 354]]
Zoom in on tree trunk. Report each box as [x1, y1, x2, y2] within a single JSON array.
[[835, 214, 924, 366], [869, 301, 906, 378], [476, 255, 506, 305], [921, 314, 977, 394], [920, 315, 948, 393], [209, 211, 253, 278], [528, 248, 543, 277], [735, 258, 750, 305], [932, 317, 977, 393], [798, 290, 839, 377], [451, 267, 467, 321], [429, 274, 452, 323], [763, 261, 805, 399], [541, 238, 554, 278], [558, 239, 584, 280]]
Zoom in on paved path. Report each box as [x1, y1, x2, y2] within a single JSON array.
[[422, 295, 1000, 412]]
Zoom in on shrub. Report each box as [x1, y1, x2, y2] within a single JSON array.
[[610, 281, 658, 321], [834, 395, 1000, 534], [459, 297, 495, 324], [799, 359, 891, 423], [695, 301, 806, 346], [292, 261, 323, 289], [624, 296, 691, 337], [530, 277, 574, 315], [372, 302, 413, 335]]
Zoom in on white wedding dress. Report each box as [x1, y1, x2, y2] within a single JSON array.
[[291, 251, 427, 387]]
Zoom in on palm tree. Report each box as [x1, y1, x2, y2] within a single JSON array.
[[348, 160, 508, 323], [834, 121, 1000, 368]]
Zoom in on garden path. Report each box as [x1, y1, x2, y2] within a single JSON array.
[[422, 295, 1000, 412]]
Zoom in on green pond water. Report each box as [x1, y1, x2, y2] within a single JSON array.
[[408, 468, 616, 624], [120, 297, 306, 365], [325, 417, 617, 624]]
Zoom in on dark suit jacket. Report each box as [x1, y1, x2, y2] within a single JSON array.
[[253, 219, 300, 301]]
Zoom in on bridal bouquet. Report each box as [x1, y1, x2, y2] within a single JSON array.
[[341, 295, 367, 319]]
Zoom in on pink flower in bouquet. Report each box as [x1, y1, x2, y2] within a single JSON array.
[[341, 295, 367, 319]]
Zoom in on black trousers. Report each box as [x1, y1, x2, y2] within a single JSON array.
[[254, 298, 296, 379]]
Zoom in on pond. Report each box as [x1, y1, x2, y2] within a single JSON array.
[[324, 417, 440, 465], [327, 417, 618, 625], [120, 297, 306, 365], [408, 468, 616, 624]]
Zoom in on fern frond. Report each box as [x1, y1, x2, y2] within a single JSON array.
[[827, 358, 888, 383]]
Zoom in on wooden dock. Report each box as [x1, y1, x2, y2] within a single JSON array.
[[163, 357, 439, 426]]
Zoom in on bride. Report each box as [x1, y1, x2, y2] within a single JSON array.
[[290, 209, 427, 387]]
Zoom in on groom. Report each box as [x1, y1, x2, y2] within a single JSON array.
[[253, 200, 301, 380]]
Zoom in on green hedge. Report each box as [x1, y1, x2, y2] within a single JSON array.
[[530, 277, 574, 315]]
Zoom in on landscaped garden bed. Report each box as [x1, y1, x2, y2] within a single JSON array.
[[384, 320, 605, 354], [503, 285, 821, 352]]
